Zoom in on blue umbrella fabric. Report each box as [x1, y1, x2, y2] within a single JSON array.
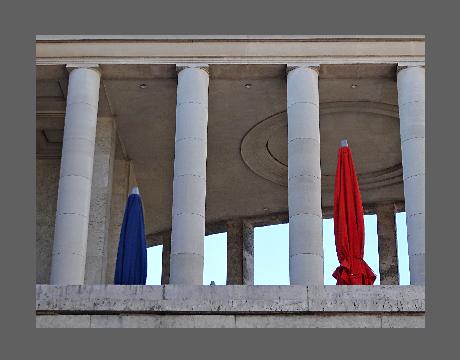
[[114, 187, 147, 285]]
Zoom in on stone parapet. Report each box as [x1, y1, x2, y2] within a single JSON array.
[[36, 285, 424, 328]]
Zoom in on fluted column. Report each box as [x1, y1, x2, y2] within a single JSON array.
[[397, 64, 425, 285], [170, 64, 209, 284], [287, 64, 323, 285], [50, 65, 101, 285]]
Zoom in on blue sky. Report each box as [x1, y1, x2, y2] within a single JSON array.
[[146, 212, 409, 285]]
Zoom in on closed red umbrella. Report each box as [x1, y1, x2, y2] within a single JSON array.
[[332, 140, 376, 285]]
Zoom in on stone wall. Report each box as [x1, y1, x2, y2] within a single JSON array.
[[105, 159, 131, 284], [36, 285, 425, 328], [36, 159, 60, 284], [85, 117, 116, 284]]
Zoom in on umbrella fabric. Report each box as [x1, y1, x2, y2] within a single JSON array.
[[114, 192, 147, 285], [332, 146, 376, 285]]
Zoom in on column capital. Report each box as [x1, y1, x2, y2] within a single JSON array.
[[176, 63, 209, 74], [397, 62, 425, 74], [66, 63, 101, 75], [286, 63, 320, 75]]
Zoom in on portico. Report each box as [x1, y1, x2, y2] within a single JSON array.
[[36, 36, 425, 288]]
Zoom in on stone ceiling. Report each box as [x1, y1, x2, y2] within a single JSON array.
[[36, 63, 404, 238]]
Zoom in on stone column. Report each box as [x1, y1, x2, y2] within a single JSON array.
[[242, 221, 255, 285], [376, 204, 399, 285], [161, 231, 171, 284], [50, 65, 101, 285], [226, 220, 254, 285], [287, 64, 323, 285], [169, 65, 209, 284], [85, 117, 116, 284], [397, 64, 425, 285]]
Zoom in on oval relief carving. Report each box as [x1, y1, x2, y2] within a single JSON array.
[[240, 101, 403, 191]]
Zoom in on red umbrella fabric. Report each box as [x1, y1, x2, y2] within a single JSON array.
[[332, 143, 376, 285]]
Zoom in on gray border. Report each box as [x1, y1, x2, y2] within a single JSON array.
[[3, 0, 455, 358]]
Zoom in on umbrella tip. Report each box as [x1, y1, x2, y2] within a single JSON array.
[[340, 139, 348, 147], [131, 186, 140, 195]]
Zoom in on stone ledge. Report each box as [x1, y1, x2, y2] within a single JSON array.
[[36, 285, 424, 314], [36, 35, 425, 41], [36, 313, 425, 328], [36, 37, 425, 66]]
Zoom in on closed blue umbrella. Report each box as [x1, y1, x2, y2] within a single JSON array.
[[114, 187, 148, 285]]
